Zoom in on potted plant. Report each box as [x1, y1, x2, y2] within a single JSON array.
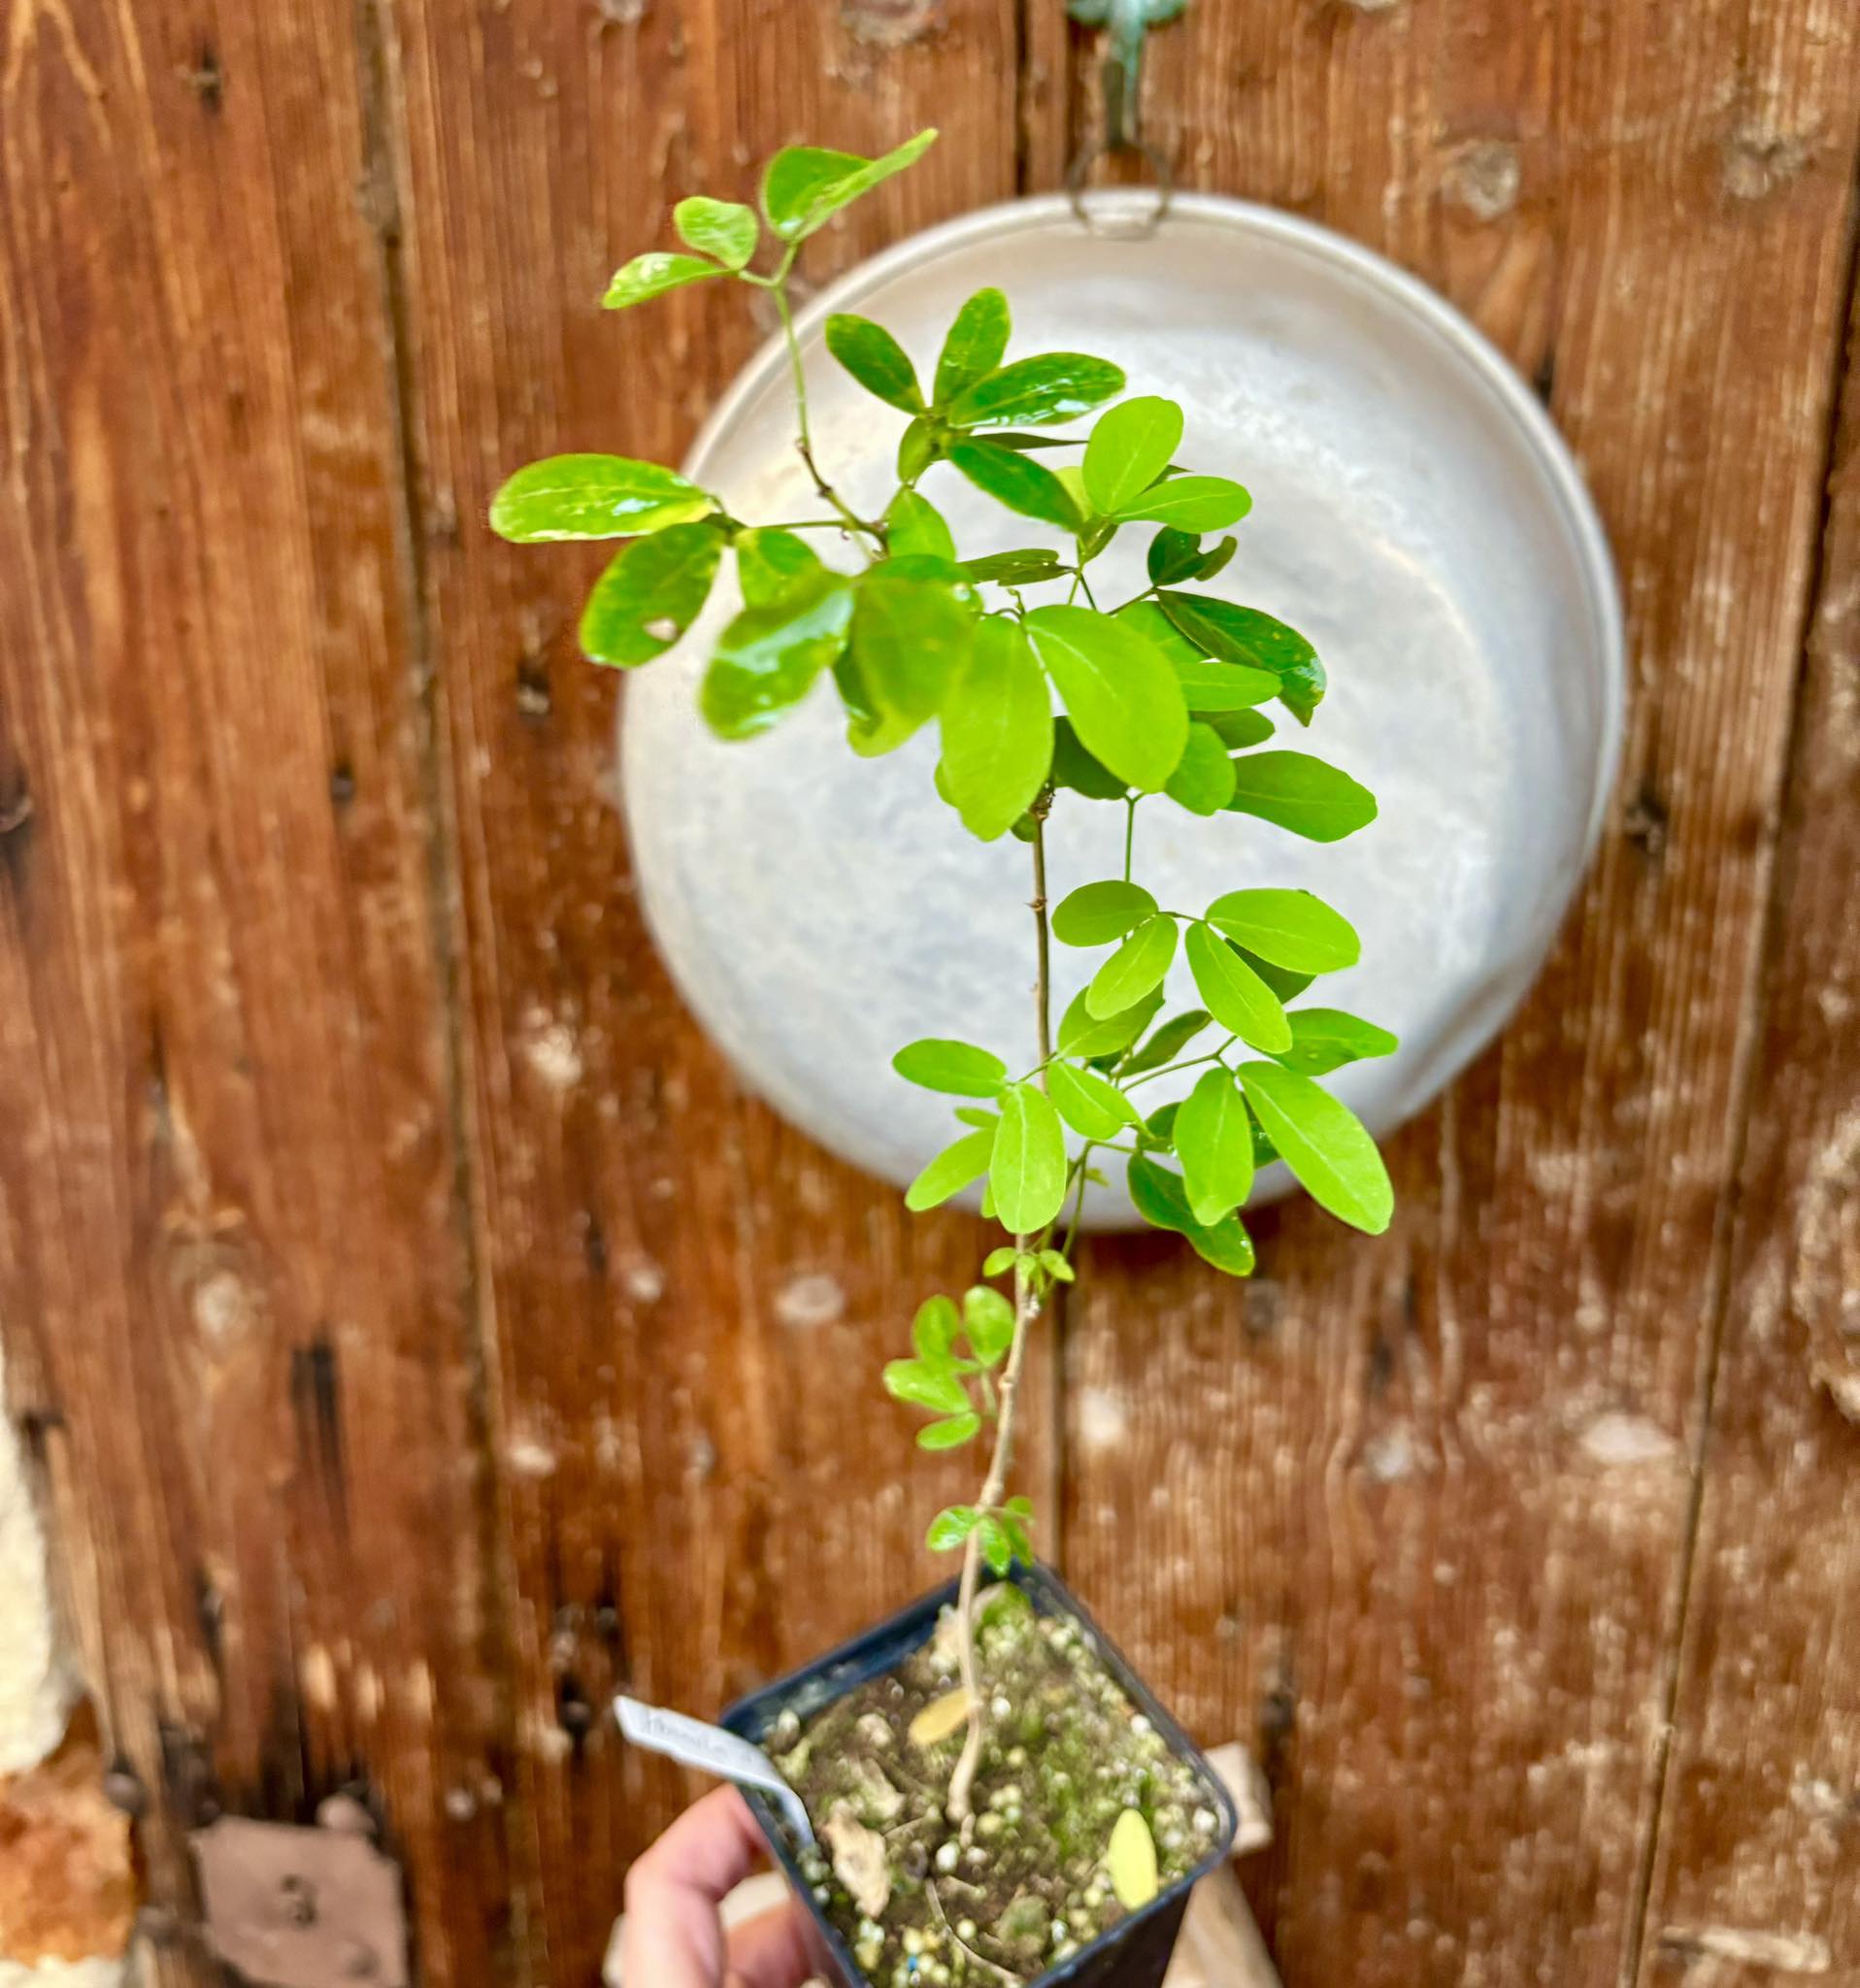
[[493, 130, 1394, 1988]]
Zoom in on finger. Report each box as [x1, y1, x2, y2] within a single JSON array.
[[621, 1787, 771, 1988], [724, 1898, 818, 1988]]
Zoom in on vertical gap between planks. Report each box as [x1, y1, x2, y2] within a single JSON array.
[[1614, 157, 1860, 1988], [348, 0, 533, 1977]]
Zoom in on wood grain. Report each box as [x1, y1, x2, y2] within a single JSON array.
[[375, 2, 1037, 1977], [1633, 277, 1860, 1988], [1057, 3, 1860, 1984], [0, 2, 515, 1981]]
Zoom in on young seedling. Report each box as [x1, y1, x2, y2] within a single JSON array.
[[492, 130, 1397, 1828]]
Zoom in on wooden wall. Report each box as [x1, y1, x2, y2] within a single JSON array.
[[1, 2, 1855, 1984]]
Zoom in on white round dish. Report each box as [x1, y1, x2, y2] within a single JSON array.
[[620, 191, 1624, 1227]]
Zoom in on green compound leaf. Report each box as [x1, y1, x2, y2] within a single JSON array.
[[1111, 475, 1251, 531], [579, 520, 724, 667], [1225, 751, 1378, 842], [825, 314, 923, 413], [1183, 920, 1291, 1053], [1047, 1061, 1140, 1141], [947, 440, 1082, 531], [926, 1505, 980, 1551], [761, 129, 938, 242], [892, 1039, 1008, 1098], [1158, 591, 1326, 725], [699, 574, 852, 740], [1052, 879, 1158, 947], [905, 1127, 997, 1212], [1057, 984, 1163, 1060], [1271, 1008, 1399, 1077], [1082, 396, 1183, 514], [948, 352, 1127, 428], [1024, 606, 1187, 794], [1204, 887, 1361, 974], [602, 251, 723, 310], [490, 454, 714, 543], [1164, 722, 1239, 815], [938, 618, 1053, 843], [882, 1359, 971, 1415], [1085, 914, 1178, 1020], [963, 1284, 1015, 1365], [1239, 1060, 1394, 1235], [734, 526, 824, 608], [1175, 1066, 1255, 1225], [990, 1082, 1070, 1234], [934, 287, 1013, 404], [918, 1413, 981, 1451], [884, 488, 956, 561], [673, 195, 758, 269]]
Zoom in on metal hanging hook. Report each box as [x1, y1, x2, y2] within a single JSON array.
[[1066, 0, 1187, 236]]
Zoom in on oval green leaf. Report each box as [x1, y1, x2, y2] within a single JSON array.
[[948, 352, 1127, 428], [1176, 1066, 1256, 1225], [1159, 591, 1326, 724], [1239, 1060, 1394, 1234], [1047, 1061, 1140, 1141], [960, 547, 1066, 584], [490, 454, 714, 543], [913, 1294, 960, 1362], [674, 195, 758, 269], [947, 440, 1082, 531], [699, 576, 852, 740], [1024, 606, 1188, 794], [962, 1284, 1015, 1365], [1108, 1809, 1159, 1910], [1120, 1008, 1212, 1077], [602, 251, 721, 310], [1183, 920, 1291, 1053], [990, 1082, 1069, 1234], [579, 520, 723, 667], [735, 526, 823, 608], [761, 129, 938, 242], [892, 1039, 1008, 1098], [918, 1413, 980, 1451], [934, 287, 1012, 404], [904, 1127, 997, 1212], [1052, 879, 1157, 947], [825, 314, 923, 413], [1204, 888, 1360, 973], [1225, 751, 1378, 842], [1273, 1008, 1399, 1077], [1164, 723, 1239, 815], [938, 619, 1053, 843], [882, 1359, 971, 1415], [885, 488, 956, 561], [1050, 717, 1129, 801], [1082, 396, 1184, 514], [848, 565, 978, 744], [1112, 475, 1252, 531], [1086, 914, 1178, 1020], [1057, 985, 1164, 1060]]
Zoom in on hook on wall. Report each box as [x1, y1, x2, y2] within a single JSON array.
[[1066, 0, 1188, 235]]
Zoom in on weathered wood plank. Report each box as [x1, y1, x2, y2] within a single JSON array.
[[1058, 3, 1860, 1985], [0, 1, 516, 1980], [377, 2, 1034, 1976], [1633, 278, 1860, 1988]]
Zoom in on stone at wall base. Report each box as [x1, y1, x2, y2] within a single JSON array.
[[0, 1712, 139, 1970]]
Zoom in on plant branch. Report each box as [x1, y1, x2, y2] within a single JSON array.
[[947, 799, 1053, 1824]]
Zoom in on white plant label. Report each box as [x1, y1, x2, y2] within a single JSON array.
[[614, 1696, 814, 1845]]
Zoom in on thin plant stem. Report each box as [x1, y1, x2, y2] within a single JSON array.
[[770, 279, 886, 547], [947, 799, 1053, 1823], [1123, 798, 1137, 881]]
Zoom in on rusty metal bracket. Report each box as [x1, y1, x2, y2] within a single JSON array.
[[1065, 0, 1188, 232]]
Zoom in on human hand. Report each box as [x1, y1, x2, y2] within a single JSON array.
[[619, 1786, 819, 1988]]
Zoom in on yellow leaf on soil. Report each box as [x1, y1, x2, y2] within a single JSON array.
[[1107, 1806, 1158, 1909], [907, 1687, 972, 1750]]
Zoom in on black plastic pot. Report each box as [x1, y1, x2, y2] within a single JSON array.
[[723, 1562, 1238, 1988]]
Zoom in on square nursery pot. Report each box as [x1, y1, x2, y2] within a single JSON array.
[[723, 1562, 1239, 1988]]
